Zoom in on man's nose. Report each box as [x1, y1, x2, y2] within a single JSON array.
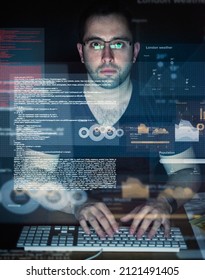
[[101, 44, 114, 63]]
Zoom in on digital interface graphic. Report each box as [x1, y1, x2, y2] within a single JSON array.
[[0, 1, 204, 227]]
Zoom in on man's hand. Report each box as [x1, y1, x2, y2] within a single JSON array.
[[75, 202, 119, 238], [75, 199, 171, 239], [120, 199, 171, 239]]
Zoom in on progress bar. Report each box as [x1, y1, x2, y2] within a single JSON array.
[[160, 159, 205, 164], [131, 141, 170, 144]]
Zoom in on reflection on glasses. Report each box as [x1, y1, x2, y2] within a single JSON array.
[[83, 39, 132, 51]]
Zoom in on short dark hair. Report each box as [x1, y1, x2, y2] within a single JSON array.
[[77, 0, 136, 43]]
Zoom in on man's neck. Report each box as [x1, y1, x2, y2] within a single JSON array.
[[84, 75, 133, 126]]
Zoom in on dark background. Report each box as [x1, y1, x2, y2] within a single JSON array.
[[1, 0, 205, 64]]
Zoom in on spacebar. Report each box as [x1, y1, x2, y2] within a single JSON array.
[[24, 246, 180, 252]]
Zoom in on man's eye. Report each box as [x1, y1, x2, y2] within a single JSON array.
[[91, 42, 103, 50], [110, 41, 124, 49]]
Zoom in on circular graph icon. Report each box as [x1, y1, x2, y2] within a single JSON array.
[[79, 127, 89, 138], [89, 124, 105, 141], [69, 190, 87, 206], [116, 128, 124, 137], [1, 179, 39, 214], [40, 186, 71, 211], [104, 126, 116, 139], [197, 123, 205, 131]]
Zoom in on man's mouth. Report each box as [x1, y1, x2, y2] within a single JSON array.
[[100, 68, 117, 75]]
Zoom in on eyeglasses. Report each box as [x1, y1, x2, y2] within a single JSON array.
[[83, 38, 132, 51]]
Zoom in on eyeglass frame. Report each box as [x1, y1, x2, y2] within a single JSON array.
[[82, 37, 133, 51]]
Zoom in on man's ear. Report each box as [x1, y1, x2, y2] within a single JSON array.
[[77, 43, 84, 63], [132, 42, 140, 63]]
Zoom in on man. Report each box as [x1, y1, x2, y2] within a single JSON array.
[[73, 1, 201, 239]]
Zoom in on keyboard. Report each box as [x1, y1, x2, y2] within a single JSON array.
[[17, 225, 187, 253]]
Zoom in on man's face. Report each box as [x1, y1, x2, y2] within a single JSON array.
[[77, 14, 140, 89]]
